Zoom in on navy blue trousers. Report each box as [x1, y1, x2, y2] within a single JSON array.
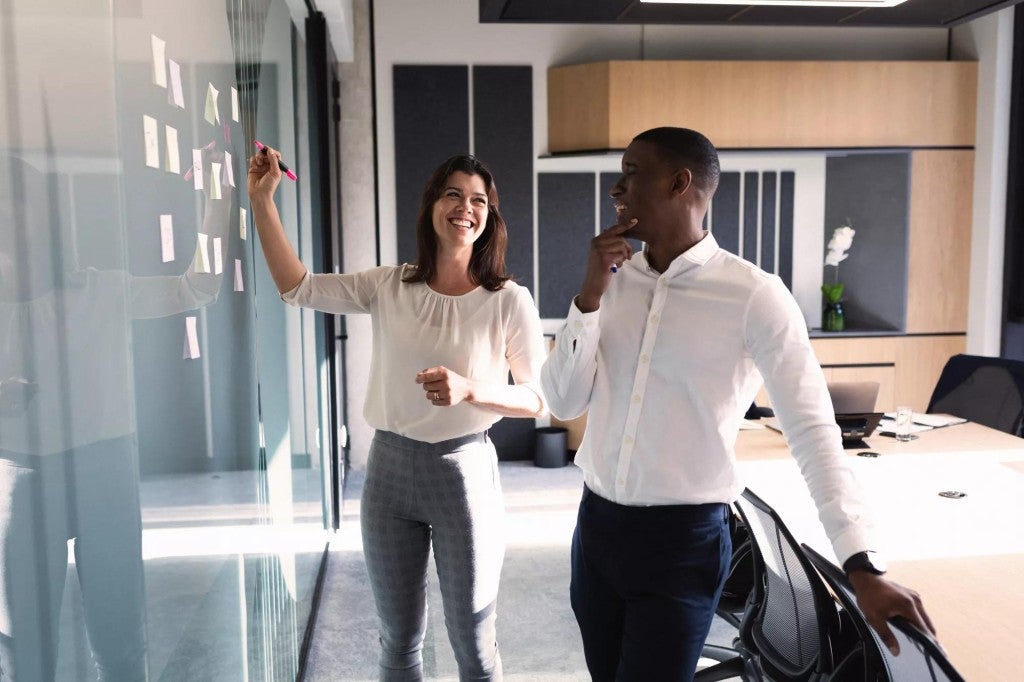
[[570, 486, 732, 682]]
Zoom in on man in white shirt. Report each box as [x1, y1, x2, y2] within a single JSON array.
[[540, 127, 934, 680]]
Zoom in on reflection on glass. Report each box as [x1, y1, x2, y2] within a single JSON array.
[[0, 0, 327, 680]]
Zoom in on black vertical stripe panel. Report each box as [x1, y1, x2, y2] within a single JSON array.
[[539, 173, 595, 318], [600, 172, 643, 254], [713, 172, 740, 256], [743, 171, 759, 264], [393, 65, 469, 265], [760, 172, 777, 274], [473, 66, 535, 294], [779, 172, 795, 291]]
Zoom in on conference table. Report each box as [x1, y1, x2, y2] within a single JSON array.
[[734, 421, 1024, 681]]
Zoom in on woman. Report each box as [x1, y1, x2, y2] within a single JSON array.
[[247, 149, 547, 681]]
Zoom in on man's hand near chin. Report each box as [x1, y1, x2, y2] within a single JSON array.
[[850, 571, 936, 655]]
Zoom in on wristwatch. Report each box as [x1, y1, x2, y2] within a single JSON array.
[[842, 551, 887, 577]]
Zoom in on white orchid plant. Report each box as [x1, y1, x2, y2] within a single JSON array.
[[822, 223, 855, 305]]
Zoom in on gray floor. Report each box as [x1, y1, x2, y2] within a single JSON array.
[[304, 461, 740, 681]]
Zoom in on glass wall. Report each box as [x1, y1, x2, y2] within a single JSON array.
[[0, 1, 329, 679]]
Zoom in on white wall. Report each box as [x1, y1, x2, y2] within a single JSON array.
[[952, 7, 1015, 356], [336, 0, 1008, 464]]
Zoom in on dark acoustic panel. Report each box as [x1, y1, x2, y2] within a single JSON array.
[[539, 173, 595, 318], [474, 66, 534, 294], [743, 171, 759, 264], [393, 65, 469, 265], [600, 172, 643, 255], [824, 152, 910, 331], [779, 172, 795, 291], [761, 172, 778, 274], [712, 172, 740, 256]]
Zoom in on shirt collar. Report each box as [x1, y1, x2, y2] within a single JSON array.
[[640, 231, 719, 278]]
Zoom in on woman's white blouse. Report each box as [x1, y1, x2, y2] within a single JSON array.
[[282, 265, 547, 443]]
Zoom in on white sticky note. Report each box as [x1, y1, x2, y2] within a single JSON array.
[[239, 207, 247, 240], [231, 87, 240, 122], [205, 84, 220, 125], [183, 316, 200, 360], [151, 35, 167, 88], [160, 214, 175, 263], [191, 150, 204, 190], [234, 259, 244, 291], [209, 162, 222, 200], [164, 125, 180, 174], [143, 115, 160, 169], [168, 59, 184, 108], [223, 151, 235, 187], [196, 232, 211, 273], [213, 237, 223, 275]]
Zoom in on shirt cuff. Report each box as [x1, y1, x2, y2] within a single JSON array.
[[567, 296, 600, 334]]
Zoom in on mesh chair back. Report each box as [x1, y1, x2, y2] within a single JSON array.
[[735, 489, 840, 678], [927, 354, 1024, 436], [803, 544, 967, 682]]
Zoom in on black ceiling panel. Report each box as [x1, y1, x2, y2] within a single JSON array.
[[481, 0, 1021, 27]]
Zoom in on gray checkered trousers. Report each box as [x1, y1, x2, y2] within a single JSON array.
[[361, 429, 505, 681]]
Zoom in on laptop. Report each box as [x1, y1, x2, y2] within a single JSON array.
[[763, 381, 883, 448]]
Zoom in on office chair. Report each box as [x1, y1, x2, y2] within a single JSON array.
[[695, 489, 855, 682], [927, 354, 1024, 437], [803, 544, 967, 682]]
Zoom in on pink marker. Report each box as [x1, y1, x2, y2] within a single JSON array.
[[254, 140, 297, 181]]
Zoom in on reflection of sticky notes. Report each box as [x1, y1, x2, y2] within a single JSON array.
[[143, 115, 159, 168], [234, 259, 244, 291], [168, 60, 184, 108], [160, 214, 175, 262], [213, 237, 223, 275], [210, 162, 222, 199], [223, 152, 235, 187], [192, 150, 204, 190], [239, 207, 247, 240], [151, 35, 167, 88], [231, 87, 240, 122], [183, 316, 200, 360], [204, 83, 220, 125], [164, 125, 180, 173], [195, 232, 211, 273]]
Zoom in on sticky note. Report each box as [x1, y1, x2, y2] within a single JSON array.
[[195, 232, 211, 273], [223, 151, 235, 188], [160, 214, 174, 263], [231, 87, 240, 122], [164, 125, 180, 173], [151, 35, 167, 88], [168, 60, 184, 108], [143, 115, 159, 169], [204, 83, 220, 125], [191, 150, 204, 190], [213, 237, 223, 275], [209, 162, 222, 200], [183, 316, 200, 360], [234, 259, 244, 291], [239, 207, 247, 240]]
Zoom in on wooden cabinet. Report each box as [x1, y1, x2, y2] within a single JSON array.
[[548, 60, 977, 152]]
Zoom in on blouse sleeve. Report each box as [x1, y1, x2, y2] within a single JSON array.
[[505, 286, 549, 416], [280, 266, 395, 315]]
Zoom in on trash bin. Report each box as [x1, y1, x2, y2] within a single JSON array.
[[534, 427, 568, 468]]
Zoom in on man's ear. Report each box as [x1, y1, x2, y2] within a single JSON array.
[[670, 168, 693, 195]]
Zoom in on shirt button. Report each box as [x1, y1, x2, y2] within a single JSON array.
[[618, 477, 626, 486], [650, 314, 659, 323], [640, 354, 650, 363], [624, 435, 633, 444], [632, 394, 641, 403]]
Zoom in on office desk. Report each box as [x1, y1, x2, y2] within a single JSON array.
[[735, 423, 1024, 680]]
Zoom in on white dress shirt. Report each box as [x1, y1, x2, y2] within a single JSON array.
[[540, 233, 876, 563], [283, 265, 547, 444]]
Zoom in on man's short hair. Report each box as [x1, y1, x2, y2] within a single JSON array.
[[632, 127, 720, 195]]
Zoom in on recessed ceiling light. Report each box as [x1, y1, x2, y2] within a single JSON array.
[[641, 0, 909, 7]]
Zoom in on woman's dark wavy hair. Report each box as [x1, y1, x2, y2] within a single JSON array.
[[402, 154, 510, 291]]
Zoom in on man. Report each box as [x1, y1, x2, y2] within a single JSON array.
[[540, 127, 933, 681]]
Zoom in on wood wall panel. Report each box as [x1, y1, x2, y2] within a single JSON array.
[[548, 61, 977, 152], [905, 151, 974, 333], [894, 335, 967, 411]]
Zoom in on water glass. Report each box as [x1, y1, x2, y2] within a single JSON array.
[[894, 405, 915, 442]]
